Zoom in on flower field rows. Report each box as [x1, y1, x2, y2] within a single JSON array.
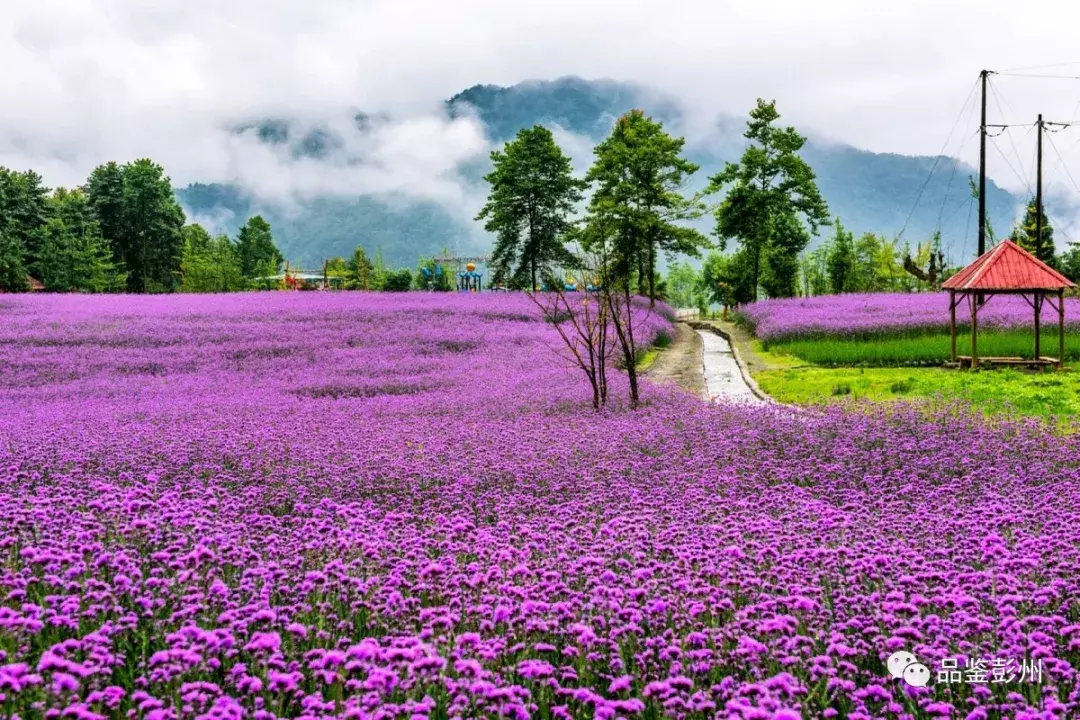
[[2, 293, 1080, 719], [738, 293, 1080, 344]]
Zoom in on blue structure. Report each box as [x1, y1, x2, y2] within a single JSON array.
[[458, 262, 483, 292], [420, 264, 445, 291]]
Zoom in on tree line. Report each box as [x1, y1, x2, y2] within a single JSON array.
[[0, 160, 287, 293], [0, 161, 442, 294], [477, 100, 829, 304]]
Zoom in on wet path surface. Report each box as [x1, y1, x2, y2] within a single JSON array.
[[697, 329, 765, 405]]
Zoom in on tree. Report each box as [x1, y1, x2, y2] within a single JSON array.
[[477, 126, 586, 290], [798, 245, 830, 297], [826, 219, 855, 293], [0, 230, 28, 291], [85, 162, 125, 259], [345, 246, 375, 290], [1011, 198, 1055, 265], [708, 99, 829, 301], [528, 263, 614, 410], [0, 167, 50, 285], [35, 188, 124, 292], [86, 159, 186, 292], [702, 250, 755, 307], [1061, 242, 1080, 283], [665, 262, 702, 309], [180, 224, 246, 292], [416, 256, 452, 291], [583, 110, 708, 304], [235, 216, 283, 280], [760, 211, 810, 298], [381, 269, 413, 291]]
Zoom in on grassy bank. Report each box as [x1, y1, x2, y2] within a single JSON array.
[[756, 363, 1080, 419]]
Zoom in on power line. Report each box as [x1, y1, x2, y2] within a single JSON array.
[[897, 76, 980, 239], [1045, 131, 1080, 199], [1000, 61, 1080, 73], [988, 79, 1035, 187], [936, 87, 982, 231], [988, 136, 1035, 196], [994, 72, 1080, 80]]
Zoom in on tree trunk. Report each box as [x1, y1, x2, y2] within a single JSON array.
[[647, 241, 656, 307]]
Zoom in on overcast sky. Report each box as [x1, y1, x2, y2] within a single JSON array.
[[6, 0, 1080, 206]]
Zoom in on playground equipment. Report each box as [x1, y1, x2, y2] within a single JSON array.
[[431, 255, 490, 292], [458, 262, 484, 292]]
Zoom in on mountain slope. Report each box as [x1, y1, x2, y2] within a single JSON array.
[[177, 77, 1019, 267]]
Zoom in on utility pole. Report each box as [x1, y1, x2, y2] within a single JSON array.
[[1036, 114, 1044, 260], [978, 69, 989, 258]]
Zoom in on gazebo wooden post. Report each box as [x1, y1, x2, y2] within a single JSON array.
[[970, 293, 979, 369], [1060, 289, 1066, 370], [950, 289, 959, 362], [1034, 292, 1042, 361]]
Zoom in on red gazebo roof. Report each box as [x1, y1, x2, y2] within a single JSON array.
[[942, 239, 1076, 291]]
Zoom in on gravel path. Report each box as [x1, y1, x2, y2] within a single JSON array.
[[644, 323, 707, 398]]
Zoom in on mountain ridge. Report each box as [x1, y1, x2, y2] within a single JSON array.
[[177, 76, 1020, 267]]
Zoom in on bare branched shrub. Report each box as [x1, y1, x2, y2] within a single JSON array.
[[528, 267, 614, 410]]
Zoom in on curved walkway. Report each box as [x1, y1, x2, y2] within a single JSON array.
[[646, 322, 769, 405], [697, 328, 765, 405]]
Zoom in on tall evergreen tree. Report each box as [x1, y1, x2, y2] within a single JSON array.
[[180, 224, 245, 292], [35, 188, 124, 292], [477, 126, 586, 290], [826, 219, 855, 293], [0, 167, 50, 285], [583, 110, 708, 303], [85, 162, 125, 260], [235, 216, 283, 279], [345, 246, 375, 290], [1011, 198, 1055, 264], [0, 230, 28, 291], [708, 100, 829, 301], [86, 159, 186, 292]]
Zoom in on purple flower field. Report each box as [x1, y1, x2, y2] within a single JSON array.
[[2, 293, 1080, 719], [738, 293, 1080, 343]]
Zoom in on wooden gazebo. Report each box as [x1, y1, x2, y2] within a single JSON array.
[[942, 240, 1075, 369]]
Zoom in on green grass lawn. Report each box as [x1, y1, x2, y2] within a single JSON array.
[[766, 328, 1080, 366], [756, 363, 1080, 419]]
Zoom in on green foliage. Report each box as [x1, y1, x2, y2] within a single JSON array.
[[477, 125, 585, 290], [664, 262, 702, 309], [757, 363, 1080, 420], [582, 110, 708, 300], [798, 245, 830, 297], [345, 246, 375, 290], [708, 99, 829, 300], [701, 250, 755, 306], [381, 268, 413, 292], [35, 189, 125, 292], [1061, 242, 1080, 283], [87, 159, 186, 292], [235, 216, 283, 280], [415, 256, 452, 291], [0, 167, 49, 289], [1011, 198, 1055, 265], [0, 230, 28, 291], [826, 219, 855, 293], [180, 224, 246, 292]]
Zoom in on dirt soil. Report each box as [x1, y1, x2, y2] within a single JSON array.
[[645, 322, 706, 398]]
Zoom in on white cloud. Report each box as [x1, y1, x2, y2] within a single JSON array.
[[6, 0, 1080, 218]]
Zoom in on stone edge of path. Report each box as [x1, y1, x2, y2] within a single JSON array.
[[687, 321, 777, 406]]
